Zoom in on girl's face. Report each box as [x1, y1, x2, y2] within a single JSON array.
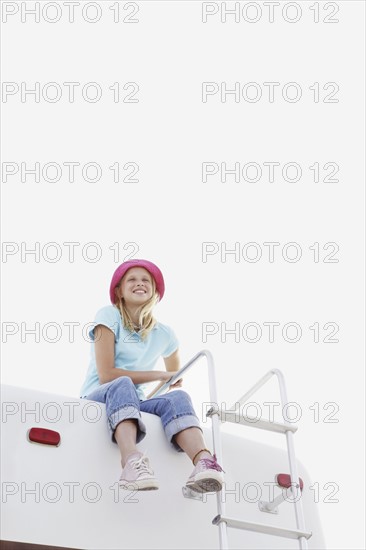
[[118, 267, 154, 306]]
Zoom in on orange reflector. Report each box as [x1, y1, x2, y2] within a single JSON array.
[[276, 473, 304, 491], [27, 427, 61, 446]]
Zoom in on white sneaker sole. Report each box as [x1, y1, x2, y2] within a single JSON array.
[[119, 478, 159, 491], [186, 471, 223, 493]]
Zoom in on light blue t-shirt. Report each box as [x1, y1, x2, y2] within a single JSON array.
[[80, 305, 179, 400]]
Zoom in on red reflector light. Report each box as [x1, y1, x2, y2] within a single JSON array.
[[276, 473, 304, 491], [27, 427, 61, 447]]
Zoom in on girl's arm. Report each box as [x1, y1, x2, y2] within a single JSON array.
[[94, 325, 172, 385], [163, 349, 180, 373], [164, 349, 183, 388]]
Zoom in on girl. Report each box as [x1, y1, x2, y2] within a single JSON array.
[[80, 259, 224, 492]]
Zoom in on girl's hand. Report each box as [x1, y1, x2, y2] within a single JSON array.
[[160, 370, 183, 390], [159, 371, 175, 382], [145, 372, 182, 399], [168, 378, 183, 390]]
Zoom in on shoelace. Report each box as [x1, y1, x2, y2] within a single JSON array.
[[199, 454, 225, 473], [130, 453, 154, 476]]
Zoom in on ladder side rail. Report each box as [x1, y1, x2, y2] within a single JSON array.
[[148, 350, 229, 550], [271, 369, 308, 550], [286, 430, 308, 550], [229, 368, 309, 550], [204, 351, 229, 550]]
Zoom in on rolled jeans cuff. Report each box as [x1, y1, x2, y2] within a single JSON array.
[[164, 414, 203, 452], [109, 405, 146, 444]]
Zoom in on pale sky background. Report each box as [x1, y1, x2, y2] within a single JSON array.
[[1, 1, 365, 549]]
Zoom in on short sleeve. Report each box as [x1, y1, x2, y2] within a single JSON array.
[[88, 306, 121, 343], [162, 326, 179, 358]]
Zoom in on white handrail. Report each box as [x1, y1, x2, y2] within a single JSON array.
[[148, 350, 216, 401]]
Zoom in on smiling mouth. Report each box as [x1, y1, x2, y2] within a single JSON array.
[[133, 290, 146, 294]]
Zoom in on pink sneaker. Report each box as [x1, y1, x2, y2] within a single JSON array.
[[186, 454, 224, 493], [119, 451, 159, 491]]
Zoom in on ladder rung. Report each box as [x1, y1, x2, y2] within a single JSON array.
[[218, 411, 298, 434], [212, 515, 312, 540]]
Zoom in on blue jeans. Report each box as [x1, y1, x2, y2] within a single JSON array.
[[82, 376, 202, 451]]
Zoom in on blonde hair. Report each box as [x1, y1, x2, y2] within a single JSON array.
[[114, 275, 159, 340]]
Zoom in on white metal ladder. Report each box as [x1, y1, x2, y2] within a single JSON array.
[[151, 349, 312, 550]]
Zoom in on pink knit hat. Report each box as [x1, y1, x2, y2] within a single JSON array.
[[109, 259, 165, 304]]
